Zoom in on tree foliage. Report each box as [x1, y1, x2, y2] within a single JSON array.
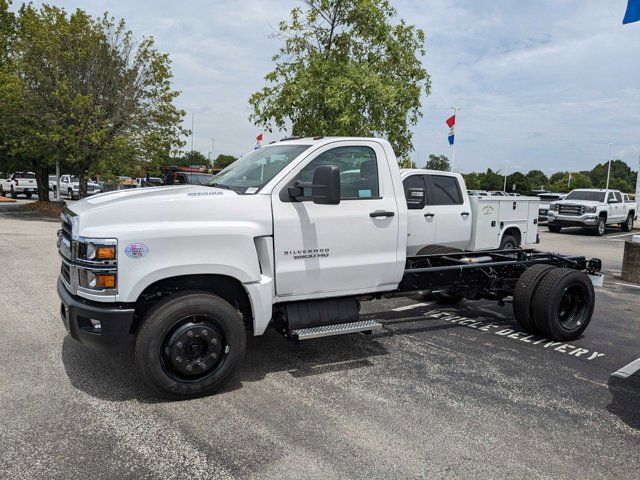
[[0, 4, 186, 199], [214, 154, 238, 169], [424, 154, 449, 172], [249, 0, 430, 159]]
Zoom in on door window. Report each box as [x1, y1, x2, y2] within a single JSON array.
[[614, 192, 622, 203], [298, 146, 379, 200], [608, 192, 618, 203], [403, 175, 427, 209], [427, 175, 463, 205]]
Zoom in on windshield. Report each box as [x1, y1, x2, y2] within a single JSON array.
[[564, 190, 605, 202], [207, 145, 310, 193], [15, 172, 36, 179]]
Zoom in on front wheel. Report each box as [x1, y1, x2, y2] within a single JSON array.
[[548, 225, 562, 233], [135, 292, 247, 399], [593, 217, 606, 236], [621, 213, 634, 232]]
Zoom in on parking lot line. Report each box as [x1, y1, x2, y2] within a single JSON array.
[[613, 282, 640, 290], [392, 302, 435, 312], [606, 232, 637, 239], [611, 357, 640, 379]]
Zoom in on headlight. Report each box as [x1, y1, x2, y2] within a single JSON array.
[[78, 239, 117, 262], [585, 206, 597, 213], [78, 269, 117, 290], [550, 204, 559, 212]]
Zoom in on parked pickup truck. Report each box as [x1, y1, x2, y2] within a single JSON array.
[[0, 172, 38, 198], [56, 137, 601, 398], [536, 192, 564, 222], [53, 175, 100, 199], [547, 188, 637, 235]]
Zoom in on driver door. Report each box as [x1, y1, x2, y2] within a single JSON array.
[[272, 141, 401, 299]]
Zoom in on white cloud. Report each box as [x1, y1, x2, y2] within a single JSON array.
[[23, 0, 640, 173]]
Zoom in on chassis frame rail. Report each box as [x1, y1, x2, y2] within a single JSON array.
[[398, 248, 602, 296]]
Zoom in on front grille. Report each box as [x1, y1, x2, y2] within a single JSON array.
[[61, 217, 72, 241], [61, 262, 71, 284], [558, 204, 585, 216]]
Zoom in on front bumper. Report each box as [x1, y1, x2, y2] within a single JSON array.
[[547, 212, 599, 227], [57, 278, 135, 353]]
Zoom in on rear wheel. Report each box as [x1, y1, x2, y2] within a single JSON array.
[[621, 213, 634, 232], [25, 193, 32, 199], [499, 234, 518, 250], [416, 245, 465, 304], [531, 268, 595, 341], [10, 187, 18, 199], [512, 264, 556, 332], [135, 291, 246, 399], [548, 225, 562, 233]]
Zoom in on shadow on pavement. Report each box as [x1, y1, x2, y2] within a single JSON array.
[[607, 372, 640, 431], [61, 328, 389, 403], [0, 207, 60, 222]]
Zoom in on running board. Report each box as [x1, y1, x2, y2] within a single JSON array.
[[291, 320, 383, 341]]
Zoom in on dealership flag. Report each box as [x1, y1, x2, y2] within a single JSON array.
[[446, 115, 456, 145], [624, 0, 640, 23], [256, 133, 263, 141]]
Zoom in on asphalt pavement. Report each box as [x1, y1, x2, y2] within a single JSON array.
[[0, 209, 638, 479]]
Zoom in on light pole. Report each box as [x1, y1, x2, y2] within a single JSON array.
[[503, 161, 509, 192], [605, 143, 613, 190], [449, 106, 461, 172], [190, 112, 195, 152]]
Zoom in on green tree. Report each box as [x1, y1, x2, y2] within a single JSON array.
[[462, 172, 482, 190], [0, 4, 186, 200], [425, 154, 450, 172], [480, 168, 504, 191], [588, 159, 635, 190], [525, 169, 549, 191], [180, 151, 208, 167], [506, 171, 528, 192], [214, 154, 238, 169], [550, 172, 592, 193], [249, 0, 430, 159]]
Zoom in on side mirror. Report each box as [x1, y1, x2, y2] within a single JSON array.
[[311, 165, 340, 205], [406, 188, 426, 209]]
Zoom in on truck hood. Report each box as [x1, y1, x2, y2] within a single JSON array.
[[552, 200, 603, 207], [68, 185, 273, 238]]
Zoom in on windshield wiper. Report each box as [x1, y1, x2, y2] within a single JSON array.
[[208, 182, 233, 190]]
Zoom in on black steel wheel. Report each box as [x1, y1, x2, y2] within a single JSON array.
[[135, 291, 246, 399], [531, 268, 595, 341]]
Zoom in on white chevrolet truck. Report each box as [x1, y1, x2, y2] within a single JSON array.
[[53, 174, 100, 199], [547, 188, 637, 235], [57, 137, 601, 397]]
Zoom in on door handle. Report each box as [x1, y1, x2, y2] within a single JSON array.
[[424, 212, 435, 218], [461, 211, 470, 216], [370, 210, 395, 218]]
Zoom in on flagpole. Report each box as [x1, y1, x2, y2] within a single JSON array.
[[449, 106, 460, 172], [606, 143, 613, 189]]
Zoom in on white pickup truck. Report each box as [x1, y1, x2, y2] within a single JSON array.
[[52, 175, 100, 199], [0, 172, 38, 198], [547, 188, 637, 235], [56, 137, 601, 397]]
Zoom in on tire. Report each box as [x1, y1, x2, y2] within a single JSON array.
[[25, 193, 32, 199], [531, 268, 595, 341], [135, 291, 247, 399], [512, 264, 556, 332], [499, 234, 519, 250], [415, 245, 465, 304], [548, 225, 562, 233], [0, 186, 5, 197], [593, 216, 606, 236], [621, 213, 634, 232]]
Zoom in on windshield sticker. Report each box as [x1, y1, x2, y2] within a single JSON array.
[[359, 190, 372, 198], [245, 187, 258, 194]]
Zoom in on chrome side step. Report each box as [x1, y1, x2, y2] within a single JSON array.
[[291, 320, 383, 341]]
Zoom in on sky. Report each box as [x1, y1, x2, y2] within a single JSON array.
[[23, 0, 640, 174]]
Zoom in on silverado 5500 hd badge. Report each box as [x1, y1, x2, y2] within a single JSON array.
[[284, 248, 330, 260]]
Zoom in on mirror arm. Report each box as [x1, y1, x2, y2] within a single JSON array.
[[288, 180, 324, 200]]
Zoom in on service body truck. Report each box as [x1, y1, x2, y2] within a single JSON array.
[[57, 137, 601, 397]]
